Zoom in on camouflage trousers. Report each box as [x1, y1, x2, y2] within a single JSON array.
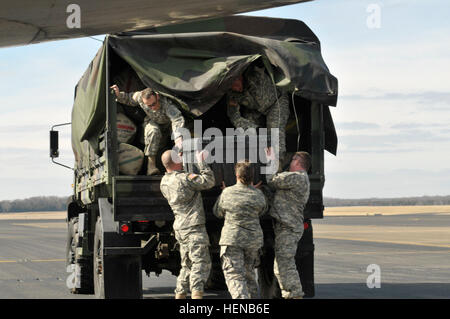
[[174, 225, 211, 295], [266, 93, 290, 163], [220, 245, 260, 299], [142, 120, 170, 157], [273, 221, 304, 299]]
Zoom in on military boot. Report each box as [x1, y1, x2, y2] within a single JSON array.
[[147, 156, 160, 175], [191, 291, 203, 299], [175, 293, 186, 299]]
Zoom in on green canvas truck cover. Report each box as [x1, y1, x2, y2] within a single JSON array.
[[71, 15, 338, 165]]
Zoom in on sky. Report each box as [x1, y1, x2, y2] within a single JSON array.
[[0, 0, 449, 200]]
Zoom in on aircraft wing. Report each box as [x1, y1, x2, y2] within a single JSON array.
[[0, 0, 312, 48]]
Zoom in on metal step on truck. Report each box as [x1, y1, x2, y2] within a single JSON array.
[[50, 16, 338, 299]]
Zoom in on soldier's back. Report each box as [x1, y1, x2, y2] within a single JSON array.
[[269, 171, 310, 229], [216, 183, 266, 249], [160, 171, 205, 231]]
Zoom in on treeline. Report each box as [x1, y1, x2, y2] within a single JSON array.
[[0, 196, 69, 213], [324, 195, 450, 207], [1, 195, 450, 212]]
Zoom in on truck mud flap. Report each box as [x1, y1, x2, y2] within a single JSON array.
[[97, 198, 143, 299], [297, 220, 315, 298]]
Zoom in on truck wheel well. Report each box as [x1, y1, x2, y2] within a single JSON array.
[[67, 200, 83, 221]]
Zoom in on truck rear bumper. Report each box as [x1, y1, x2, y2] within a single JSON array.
[[104, 234, 158, 256]]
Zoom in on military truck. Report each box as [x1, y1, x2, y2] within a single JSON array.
[[50, 16, 338, 299]]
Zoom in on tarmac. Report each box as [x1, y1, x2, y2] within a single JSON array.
[[0, 210, 449, 299]]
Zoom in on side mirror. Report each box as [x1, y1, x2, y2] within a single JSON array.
[[50, 130, 59, 158], [49, 122, 73, 170]]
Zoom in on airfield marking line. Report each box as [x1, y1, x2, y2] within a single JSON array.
[[316, 250, 450, 255], [12, 223, 50, 229], [0, 259, 65, 263], [315, 236, 450, 249], [11, 223, 66, 229], [315, 229, 450, 234]]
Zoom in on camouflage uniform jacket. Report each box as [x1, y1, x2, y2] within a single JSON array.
[[160, 161, 215, 231], [227, 65, 279, 123], [267, 170, 310, 231], [117, 90, 185, 139], [213, 182, 267, 249]]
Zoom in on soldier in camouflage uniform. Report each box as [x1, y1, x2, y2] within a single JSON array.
[[213, 160, 267, 299], [160, 149, 215, 299], [111, 85, 185, 175], [266, 148, 311, 299], [227, 65, 290, 162]]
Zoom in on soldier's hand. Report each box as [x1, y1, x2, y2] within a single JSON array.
[[196, 150, 209, 163], [175, 136, 183, 150], [228, 99, 238, 107], [265, 147, 275, 161], [110, 84, 120, 97]]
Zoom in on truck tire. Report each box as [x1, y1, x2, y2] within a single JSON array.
[[258, 220, 315, 299], [258, 246, 314, 298], [66, 217, 94, 294], [258, 222, 282, 299], [297, 248, 315, 298], [93, 217, 106, 298], [205, 227, 227, 291], [257, 246, 282, 299], [205, 252, 227, 291], [93, 217, 143, 299]]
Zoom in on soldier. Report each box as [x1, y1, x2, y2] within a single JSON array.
[[265, 147, 311, 299], [160, 149, 215, 299], [227, 65, 290, 163], [213, 160, 267, 299], [110, 85, 185, 175]]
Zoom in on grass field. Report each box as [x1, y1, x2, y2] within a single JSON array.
[[324, 205, 450, 216], [1, 205, 450, 220], [0, 211, 65, 220]]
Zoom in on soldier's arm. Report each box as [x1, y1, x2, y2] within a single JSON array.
[[213, 194, 225, 219], [258, 190, 268, 216], [159, 183, 168, 201], [228, 109, 259, 130], [164, 99, 186, 139], [227, 97, 259, 130], [267, 172, 300, 190], [185, 160, 215, 191], [116, 91, 141, 106]]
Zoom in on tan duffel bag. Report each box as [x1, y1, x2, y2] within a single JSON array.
[[117, 112, 137, 143], [118, 143, 144, 175]]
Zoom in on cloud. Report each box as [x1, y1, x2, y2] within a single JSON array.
[[0, 124, 50, 133], [390, 122, 450, 130], [438, 128, 450, 135], [335, 121, 381, 130], [340, 91, 450, 105], [325, 32, 450, 99], [323, 167, 450, 198], [339, 129, 449, 152]]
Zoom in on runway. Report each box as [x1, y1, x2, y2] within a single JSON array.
[[0, 210, 449, 299]]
